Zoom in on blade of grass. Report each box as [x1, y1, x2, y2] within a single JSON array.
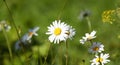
[[2, 25, 13, 61]]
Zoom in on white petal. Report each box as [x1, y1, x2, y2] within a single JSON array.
[[91, 30, 96, 36]]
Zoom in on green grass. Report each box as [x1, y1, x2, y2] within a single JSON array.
[[0, 0, 120, 65]]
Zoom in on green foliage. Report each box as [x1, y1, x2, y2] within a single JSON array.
[[0, 0, 120, 65]]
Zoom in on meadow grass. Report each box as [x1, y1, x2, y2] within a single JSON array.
[[0, 0, 120, 65]]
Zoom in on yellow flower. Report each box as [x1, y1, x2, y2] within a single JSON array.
[[102, 10, 115, 24]]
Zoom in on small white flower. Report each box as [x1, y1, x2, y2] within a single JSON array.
[[27, 27, 40, 40], [22, 27, 39, 42], [15, 27, 40, 50], [90, 53, 110, 65], [79, 30, 96, 44], [46, 20, 69, 44], [66, 25, 76, 40], [85, 30, 96, 41], [0, 20, 11, 32], [89, 42, 104, 54], [79, 37, 87, 44], [4, 25, 11, 31]]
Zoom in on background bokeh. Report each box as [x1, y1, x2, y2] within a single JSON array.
[[0, 0, 120, 65]]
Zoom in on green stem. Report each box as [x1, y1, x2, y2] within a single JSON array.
[[37, 47, 42, 65], [43, 57, 47, 65], [3, 0, 21, 40], [89, 40, 93, 45], [3, 0, 26, 53], [2, 25, 12, 61], [57, 0, 68, 20], [65, 41, 68, 65], [86, 17, 92, 32], [51, 54, 57, 65], [51, 44, 57, 65], [3, 2, 29, 65], [51, 43, 64, 65], [43, 43, 51, 65]]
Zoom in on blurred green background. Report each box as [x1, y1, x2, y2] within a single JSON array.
[[0, 0, 120, 65]]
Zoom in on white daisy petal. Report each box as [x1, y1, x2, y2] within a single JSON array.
[[91, 31, 96, 36]]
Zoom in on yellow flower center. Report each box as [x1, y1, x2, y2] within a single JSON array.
[[87, 35, 93, 40], [96, 58, 103, 62], [54, 28, 61, 35], [93, 46, 99, 51]]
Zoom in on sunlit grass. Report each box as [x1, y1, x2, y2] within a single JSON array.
[[0, 0, 120, 65]]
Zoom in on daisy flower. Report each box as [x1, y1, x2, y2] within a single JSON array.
[[80, 30, 96, 44], [46, 20, 69, 44], [89, 42, 104, 54], [84, 30, 96, 41], [90, 53, 110, 65], [66, 25, 76, 40]]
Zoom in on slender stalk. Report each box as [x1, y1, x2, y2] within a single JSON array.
[[65, 41, 68, 65], [59, 43, 63, 65], [86, 17, 92, 32], [89, 40, 93, 45], [57, 0, 68, 20], [37, 46, 42, 65], [51, 43, 62, 65], [3, 0, 25, 53], [43, 57, 47, 65], [51, 44, 57, 65], [51, 55, 56, 65], [51, 44, 56, 65], [3, 0, 21, 40], [2, 25, 12, 61], [56, 6, 68, 65], [3, 1, 29, 65], [43, 43, 51, 65]]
